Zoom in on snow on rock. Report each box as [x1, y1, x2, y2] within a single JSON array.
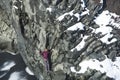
[[95, 10, 112, 26], [13, 5, 18, 9], [100, 0, 103, 3], [67, 22, 85, 31], [94, 24, 116, 44], [25, 67, 34, 75], [19, 0, 23, 3], [0, 71, 7, 78], [57, 10, 74, 21], [57, 9, 89, 21], [71, 36, 88, 51], [74, 13, 80, 21], [81, 0, 86, 8], [0, 61, 15, 71], [5, 51, 16, 55], [94, 10, 120, 44], [80, 8, 89, 16], [57, 11, 85, 21], [8, 71, 27, 80], [71, 56, 120, 80], [46, 7, 52, 12]]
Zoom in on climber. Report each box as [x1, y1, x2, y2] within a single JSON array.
[[40, 49, 50, 71]]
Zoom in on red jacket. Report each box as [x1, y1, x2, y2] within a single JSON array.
[[41, 51, 48, 61]]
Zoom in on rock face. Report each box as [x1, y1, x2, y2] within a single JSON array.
[[0, 0, 120, 80]]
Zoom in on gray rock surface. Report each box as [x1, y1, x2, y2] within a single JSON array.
[[0, 0, 120, 80]]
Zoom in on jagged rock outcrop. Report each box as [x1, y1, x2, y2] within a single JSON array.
[[0, 0, 120, 80]]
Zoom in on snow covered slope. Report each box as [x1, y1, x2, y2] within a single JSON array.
[[70, 10, 120, 80]]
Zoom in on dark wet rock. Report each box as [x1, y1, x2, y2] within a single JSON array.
[[0, 51, 38, 80]]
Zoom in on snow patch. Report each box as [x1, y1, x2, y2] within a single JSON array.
[[81, 0, 86, 8], [74, 13, 80, 21], [5, 51, 16, 55], [1, 61, 15, 71], [8, 71, 27, 80], [13, 5, 18, 9], [67, 22, 84, 31], [57, 8, 89, 21], [95, 25, 116, 44], [0, 71, 7, 78], [94, 10, 120, 44], [19, 0, 23, 2], [80, 8, 89, 16], [57, 10, 74, 21], [71, 36, 88, 51], [95, 10, 111, 26], [95, 10, 120, 29], [46, 7, 52, 12], [71, 57, 120, 80], [100, 0, 103, 3], [25, 67, 34, 75]]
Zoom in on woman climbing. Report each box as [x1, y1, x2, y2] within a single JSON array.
[[40, 49, 50, 72]]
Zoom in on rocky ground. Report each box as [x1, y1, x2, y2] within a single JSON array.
[[0, 0, 120, 80]]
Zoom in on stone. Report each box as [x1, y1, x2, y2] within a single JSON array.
[[108, 51, 116, 61], [0, 0, 120, 80]]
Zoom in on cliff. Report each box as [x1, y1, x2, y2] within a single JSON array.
[[0, 0, 120, 80]]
